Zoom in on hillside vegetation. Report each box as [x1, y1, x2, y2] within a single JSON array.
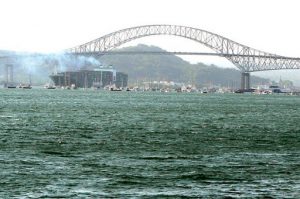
[[100, 44, 269, 87]]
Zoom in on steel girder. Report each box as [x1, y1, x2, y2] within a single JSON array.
[[67, 24, 300, 72]]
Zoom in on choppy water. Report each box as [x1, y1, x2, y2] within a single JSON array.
[[0, 89, 299, 198]]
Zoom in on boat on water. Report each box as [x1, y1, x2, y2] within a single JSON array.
[[45, 85, 56, 89], [104, 84, 122, 91], [44, 83, 56, 89], [18, 84, 32, 89], [234, 88, 256, 94], [269, 85, 284, 93], [7, 85, 17, 89], [110, 87, 122, 91]]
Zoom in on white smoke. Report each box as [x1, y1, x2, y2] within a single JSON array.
[[10, 53, 102, 85], [17, 53, 101, 73]]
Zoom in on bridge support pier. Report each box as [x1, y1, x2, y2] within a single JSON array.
[[5, 64, 14, 87], [241, 72, 250, 90]]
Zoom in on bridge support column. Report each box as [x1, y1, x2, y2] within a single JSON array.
[[245, 72, 250, 90], [5, 64, 14, 87], [241, 72, 250, 90]]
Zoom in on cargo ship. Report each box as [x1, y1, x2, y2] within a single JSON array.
[[49, 67, 128, 89]]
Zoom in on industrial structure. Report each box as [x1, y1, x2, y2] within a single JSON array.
[[49, 68, 128, 89]]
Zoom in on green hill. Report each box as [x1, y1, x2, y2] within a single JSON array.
[[99, 44, 269, 87]]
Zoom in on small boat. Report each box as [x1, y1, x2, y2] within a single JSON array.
[[19, 84, 32, 89], [46, 85, 56, 89], [269, 85, 285, 94], [105, 84, 122, 91], [7, 85, 17, 89], [234, 88, 255, 94], [44, 83, 56, 89], [110, 87, 122, 91]]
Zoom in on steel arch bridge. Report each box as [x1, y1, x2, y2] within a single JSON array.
[[67, 24, 300, 73]]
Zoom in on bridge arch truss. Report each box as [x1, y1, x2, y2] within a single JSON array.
[[68, 24, 300, 72]]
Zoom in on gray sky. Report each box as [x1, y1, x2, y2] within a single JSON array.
[[1, 0, 300, 83]]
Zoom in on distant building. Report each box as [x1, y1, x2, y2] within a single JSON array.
[[50, 68, 128, 88]]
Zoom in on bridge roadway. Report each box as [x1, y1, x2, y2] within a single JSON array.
[[74, 51, 300, 60], [2, 52, 300, 60]]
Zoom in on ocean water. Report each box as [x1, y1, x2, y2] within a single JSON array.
[[0, 89, 299, 198]]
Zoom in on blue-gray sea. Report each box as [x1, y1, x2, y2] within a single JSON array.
[[0, 89, 299, 198]]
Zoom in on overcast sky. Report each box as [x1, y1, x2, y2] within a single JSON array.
[[1, 0, 300, 82]]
